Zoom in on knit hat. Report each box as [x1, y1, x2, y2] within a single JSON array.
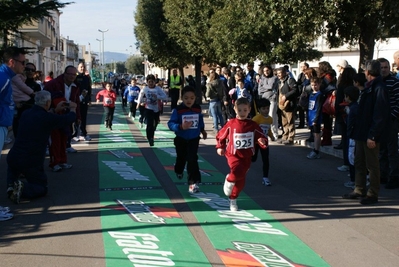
[[337, 59, 348, 68]]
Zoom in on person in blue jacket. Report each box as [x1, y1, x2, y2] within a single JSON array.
[[168, 86, 207, 193], [123, 78, 141, 120]]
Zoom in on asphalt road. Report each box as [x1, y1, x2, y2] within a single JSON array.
[[1, 89, 399, 267]]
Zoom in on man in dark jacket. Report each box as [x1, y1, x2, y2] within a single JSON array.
[[7, 91, 77, 203], [343, 60, 390, 205], [75, 62, 92, 141]]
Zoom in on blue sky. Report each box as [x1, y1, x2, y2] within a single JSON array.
[[60, 0, 138, 55]]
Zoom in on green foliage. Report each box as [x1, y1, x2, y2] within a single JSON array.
[[0, 0, 72, 48], [125, 56, 145, 74], [134, 0, 192, 68], [323, 0, 399, 67]]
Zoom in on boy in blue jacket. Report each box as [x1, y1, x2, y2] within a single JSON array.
[[123, 78, 141, 120], [168, 86, 207, 193]]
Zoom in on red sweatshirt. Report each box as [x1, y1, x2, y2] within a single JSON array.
[[216, 118, 268, 158], [96, 89, 117, 107]]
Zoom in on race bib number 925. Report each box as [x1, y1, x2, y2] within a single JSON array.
[[233, 132, 254, 149]]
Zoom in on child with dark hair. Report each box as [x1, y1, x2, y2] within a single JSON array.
[[252, 98, 274, 186], [216, 98, 268, 211], [168, 86, 207, 193], [307, 77, 323, 159], [96, 82, 117, 130], [343, 86, 360, 188], [136, 74, 167, 146], [123, 78, 140, 120]]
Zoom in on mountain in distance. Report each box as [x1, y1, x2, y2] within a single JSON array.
[[100, 51, 129, 63]]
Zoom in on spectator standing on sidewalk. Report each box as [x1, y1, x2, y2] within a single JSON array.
[[44, 65, 81, 172], [0, 46, 27, 220], [7, 91, 77, 203], [306, 77, 323, 159], [258, 65, 278, 140], [74, 62, 92, 141], [168, 69, 182, 110], [376, 57, 399, 189], [275, 67, 298, 145], [168, 86, 207, 193], [342, 60, 390, 205]]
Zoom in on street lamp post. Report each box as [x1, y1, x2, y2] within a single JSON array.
[[98, 29, 109, 82], [96, 38, 102, 81]]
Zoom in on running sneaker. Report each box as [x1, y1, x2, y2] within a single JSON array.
[[66, 147, 77, 153], [0, 211, 13, 221], [229, 199, 238, 211], [0, 206, 10, 213], [188, 183, 199, 193], [84, 135, 92, 141], [52, 165, 62, 172], [337, 165, 349, 172], [344, 181, 355, 188], [223, 174, 235, 197], [307, 151, 320, 159], [59, 163, 72, 169], [262, 177, 271, 186]]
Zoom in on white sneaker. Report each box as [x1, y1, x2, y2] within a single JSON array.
[[52, 165, 62, 172], [84, 135, 92, 141], [128, 112, 132, 117], [337, 165, 349, 172], [344, 181, 355, 188], [0, 211, 13, 221], [188, 183, 199, 193], [223, 175, 235, 197], [59, 163, 72, 169], [0, 206, 10, 213], [307, 151, 320, 159], [229, 199, 238, 211], [132, 117, 135, 121], [262, 177, 271, 186], [72, 137, 80, 142], [66, 147, 77, 153]]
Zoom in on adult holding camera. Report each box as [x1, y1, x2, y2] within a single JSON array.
[[44, 66, 81, 172], [7, 91, 77, 203]]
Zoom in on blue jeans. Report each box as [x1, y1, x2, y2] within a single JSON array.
[[209, 100, 224, 131]]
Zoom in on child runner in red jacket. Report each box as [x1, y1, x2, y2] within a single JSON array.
[[96, 82, 117, 130], [216, 97, 268, 211]]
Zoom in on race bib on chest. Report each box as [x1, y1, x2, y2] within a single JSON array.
[[259, 124, 270, 136], [129, 90, 138, 97], [105, 97, 113, 105], [308, 100, 315, 110], [182, 114, 199, 129], [233, 132, 254, 149]]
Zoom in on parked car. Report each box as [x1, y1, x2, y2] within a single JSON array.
[[135, 74, 145, 84]]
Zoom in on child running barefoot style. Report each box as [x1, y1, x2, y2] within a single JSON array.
[[307, 77, 323, 159], [216, 98, 268, 211], [123, 78, 141, 120], [96, 82, 117, 130], [252, 98, 275, 186], [136, 74, 167, 146], [168, 86, 207, 193]]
